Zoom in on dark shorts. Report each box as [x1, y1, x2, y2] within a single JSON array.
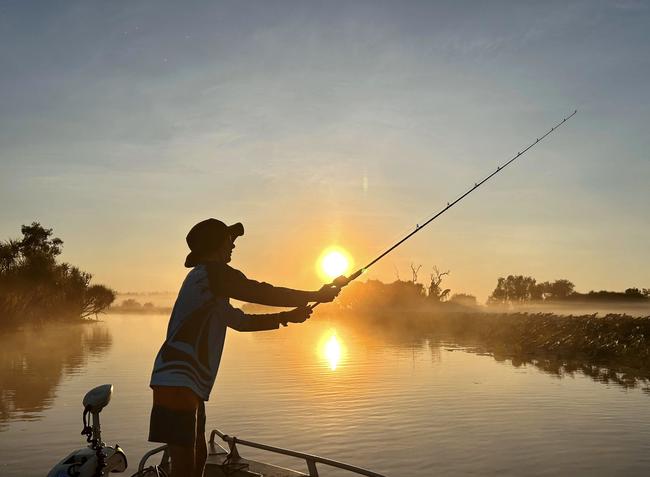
[[149, 386, 206, 447]]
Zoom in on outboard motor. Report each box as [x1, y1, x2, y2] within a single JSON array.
[[47, 384, 128, 477]]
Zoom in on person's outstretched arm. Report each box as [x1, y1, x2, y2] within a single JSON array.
[[224, 303, 313, 332], [207, 263, 339, 306]]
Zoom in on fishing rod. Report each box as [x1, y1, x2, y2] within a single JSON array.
[[309, 109, 578, 310]]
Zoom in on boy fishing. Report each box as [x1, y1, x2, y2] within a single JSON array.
[[148, 218, 341, 477]]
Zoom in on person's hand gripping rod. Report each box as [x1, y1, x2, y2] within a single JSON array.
[[309, 269, 363, 311]]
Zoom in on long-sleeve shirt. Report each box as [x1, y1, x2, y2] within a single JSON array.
[[205, 262, 314, 306], [149, 263, 311, 400]]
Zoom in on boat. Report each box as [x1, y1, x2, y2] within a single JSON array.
[[137, 429, 387, 477], [48, 384, 387, 477]]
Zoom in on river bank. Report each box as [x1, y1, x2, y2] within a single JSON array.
[[327, 309, 650, 388]]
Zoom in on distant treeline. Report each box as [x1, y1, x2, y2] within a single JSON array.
[[337, 265, 478, 311], [108, 298, 170, 314], [116, 298, 157, 310], [335, 265, 648, 311], [0, 223, 116, 328], [487, 275, 649, 305]]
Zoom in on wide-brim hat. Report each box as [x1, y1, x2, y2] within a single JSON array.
[[184, 218, 244, 268]]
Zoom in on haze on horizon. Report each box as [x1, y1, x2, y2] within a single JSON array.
[[1, 1, 648, 301]]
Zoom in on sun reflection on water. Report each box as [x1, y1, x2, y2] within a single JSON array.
[[321, 330, 344, 371]]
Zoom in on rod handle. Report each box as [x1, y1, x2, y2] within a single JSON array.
[[309, 268, 364, 310]]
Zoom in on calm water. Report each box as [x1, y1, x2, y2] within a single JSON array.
[[1, 314, 649, 476]]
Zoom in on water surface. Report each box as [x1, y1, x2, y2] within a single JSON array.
[[0, 314, 649, 476]]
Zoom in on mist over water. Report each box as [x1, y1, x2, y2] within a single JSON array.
[[0, 323, 112, 430], [0, 314, 649, 476]]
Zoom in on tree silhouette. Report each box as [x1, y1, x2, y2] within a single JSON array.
[[536, 279, 575, 300], [0, 222, 115, 327], [488, 275, 538, 304], [428, 267, 451, 302], [410, 263, 422, 283], [488, 275, 649, 305]]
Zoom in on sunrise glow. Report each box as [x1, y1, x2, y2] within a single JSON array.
[[318, 248, 352, 281]]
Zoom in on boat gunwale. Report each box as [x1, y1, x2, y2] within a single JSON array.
[[209, 428, 387, 477]]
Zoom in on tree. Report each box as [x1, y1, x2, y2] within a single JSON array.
[[0, 222, 115, 327], [489, 276, 576, 304], [488, 275, 538, 304], [0, 239, 21, 273], [20, 222, 63, 259], [488, 277, 508, 304], [624, 288, 644, 298], [546, 279, 575, 300], [410, 263, 422, 283], [531, 281, 547, 301], [81, 285, 117, 319], [428, 266, 451, 302], [120, 298, 142, 309]]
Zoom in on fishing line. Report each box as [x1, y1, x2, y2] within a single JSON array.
[[311, 110, 578, 309]]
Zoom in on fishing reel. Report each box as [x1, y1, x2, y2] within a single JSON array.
[[47, 384, 128, 477]]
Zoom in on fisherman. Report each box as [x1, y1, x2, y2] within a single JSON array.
[[148, 218, 341, 477]]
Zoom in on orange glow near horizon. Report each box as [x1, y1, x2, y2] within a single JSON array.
[[317, 247, 352, 281]]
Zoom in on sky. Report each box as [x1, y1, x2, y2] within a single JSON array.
[[1, 0, 649, 301]]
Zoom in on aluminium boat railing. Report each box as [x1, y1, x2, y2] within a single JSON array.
[[209, 428, 387, 477], [136, 444, 170, 476]]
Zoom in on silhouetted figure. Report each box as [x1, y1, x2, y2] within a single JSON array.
[[148, 218, 340, 477]]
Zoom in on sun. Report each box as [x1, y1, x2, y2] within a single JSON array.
[[322, 251, 348, 278], [317, 247, 352, 281]]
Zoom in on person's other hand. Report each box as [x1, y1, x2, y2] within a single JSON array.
[[281, 305, 313, 325], [314, 284, 341, 303]]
